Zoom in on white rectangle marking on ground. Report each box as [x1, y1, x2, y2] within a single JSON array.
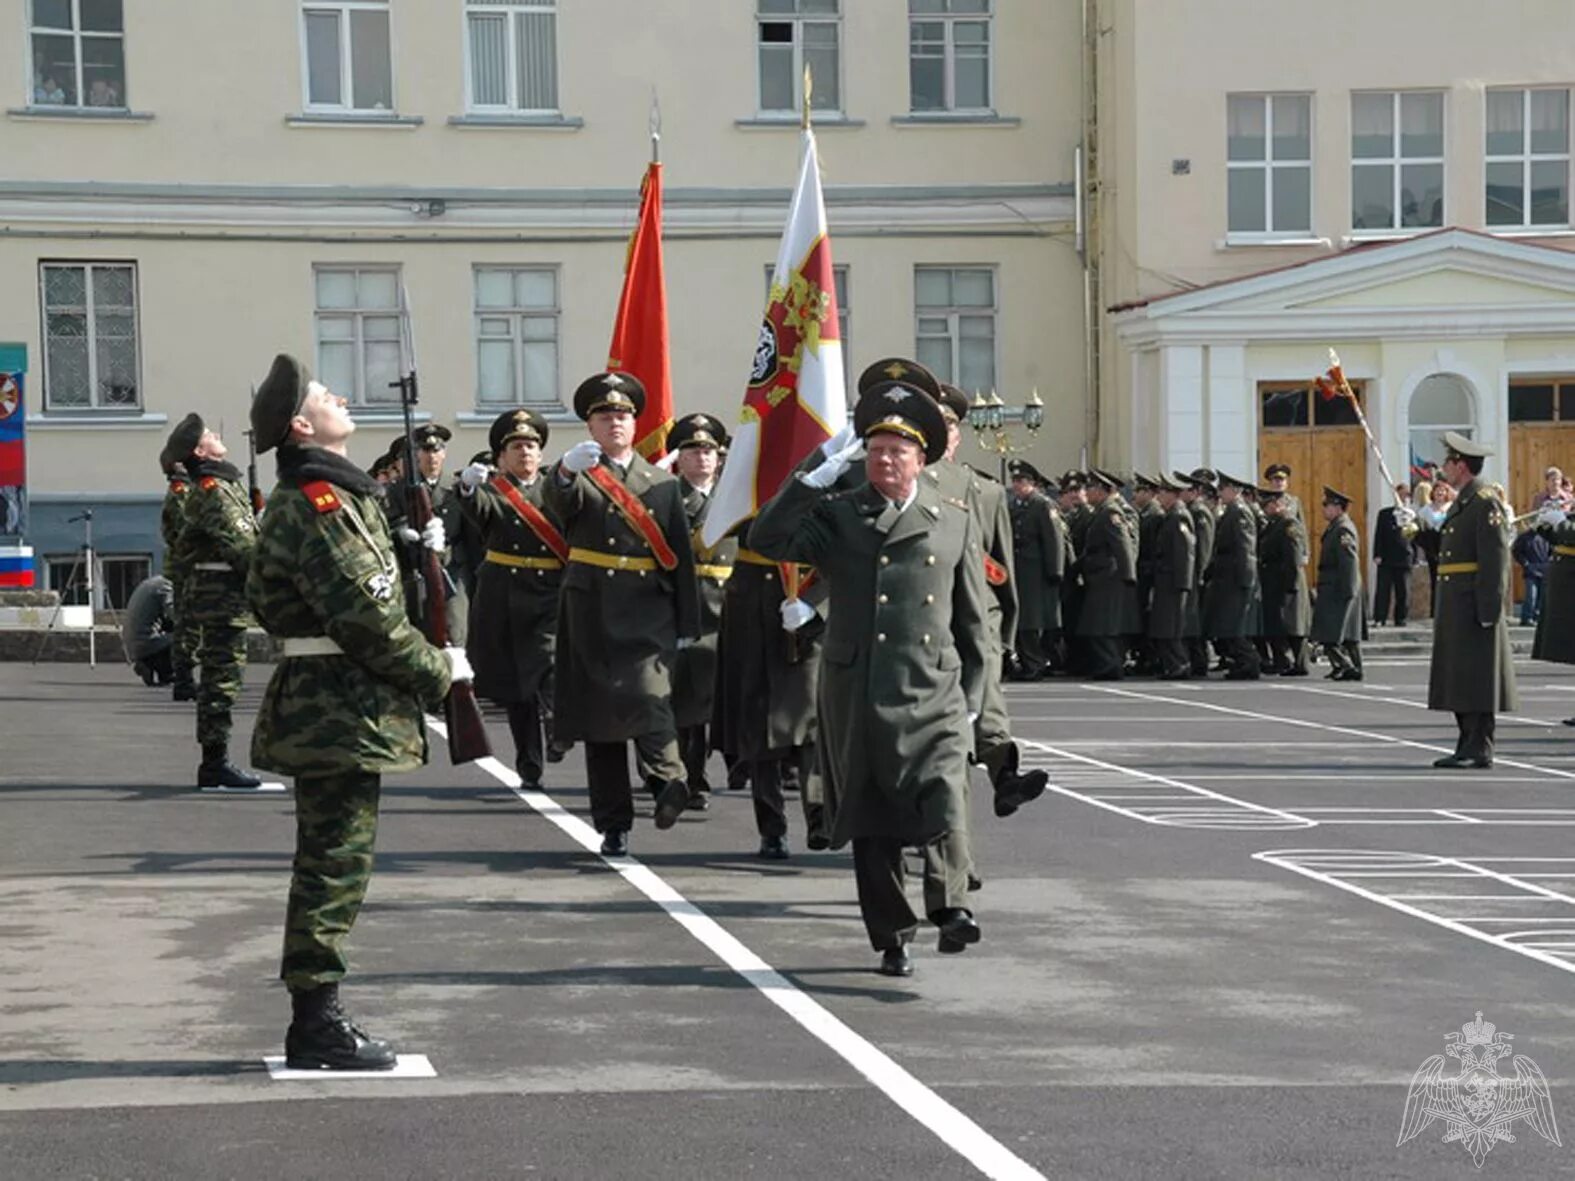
[[264, 1053, 435, 1080]]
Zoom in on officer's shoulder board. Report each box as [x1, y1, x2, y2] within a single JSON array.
[[171, 480, 188, 495], [301, 480, 343, 514], [943, 495, 968, 512], [199, 476, 218, 492]]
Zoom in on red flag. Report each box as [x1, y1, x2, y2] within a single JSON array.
[[607, 162, 673, 459]]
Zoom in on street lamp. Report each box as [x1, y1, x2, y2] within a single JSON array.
[[968, 388, 1044, 480]]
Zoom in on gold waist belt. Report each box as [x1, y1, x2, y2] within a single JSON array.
[[733, 547, 778, 566], [1438, 562, 1480, 575], [695, 564, 733, 580], [485, 550, 562, 570], [568, 546, 657, 573], [1555, 546, 1575, 557]]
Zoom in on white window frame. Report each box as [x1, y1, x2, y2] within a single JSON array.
[[913, 265, 998, 396], [1226, 93, 1314, 241], [755, 2, 842, 117], [472, 265, 562, 409], [1350, 90, 1446, 235], [28, 0, 127, 110], [907, 0, 993, 115], [299, 1, 394, 113], [39, 261, 141, 412], [1485, 87, 1572, 231], [462, 0, 560, 115], [313, 265, 402, 408]]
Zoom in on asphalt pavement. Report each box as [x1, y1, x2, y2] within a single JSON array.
[[4, 649, 1575, 1180]]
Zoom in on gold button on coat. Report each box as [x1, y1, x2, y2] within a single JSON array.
[[876, 633, 887, 642], [878, 593, 888, 603]]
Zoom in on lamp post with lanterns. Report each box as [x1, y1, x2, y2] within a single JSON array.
[[967, 389, 1045, 481]]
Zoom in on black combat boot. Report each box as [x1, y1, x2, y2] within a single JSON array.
[[197, 745, 262, 788], [285, 983, 397, 1071], [171, 677, 197, 702], [991, 745, 1049, 818]]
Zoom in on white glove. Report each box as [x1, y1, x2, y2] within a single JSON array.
[[1538, 505, 1568, 528], [676, 636, 697, 651], [459, 461, 490, 491], [655, 450, 679, 473], [1394, 505, 1416, 529], [818, 421, 857, 459], [561, 440, 603, 474], [421, 517, 447, 554], [444, 646, 474, 683], [780, 597, 818, 632], [800, 441, 865, 490]]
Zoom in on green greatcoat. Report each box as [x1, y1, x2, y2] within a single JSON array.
[[673, 479, 737, 729], [1532, 514, 1575, 664], [749, 475, 990, 849], [1077, 498, 1138, 638], [1147, 501, 1195, 640], [1428, 479, 1520, 713], [383, 476, 471, 646], [1203, 501, 1257, 640], [1310, 513, 1363, 644], [1008, 488, 1066, 632], [247, 448, 451, 775], [1258, 513, 1311, 638]]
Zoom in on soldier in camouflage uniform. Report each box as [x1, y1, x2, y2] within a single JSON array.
[[247, 353, 465, 1071], [167, 413, 262, 787], [158, 439, 198, 700]]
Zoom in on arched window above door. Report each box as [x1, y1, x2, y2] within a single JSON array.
[[1408, 372, 1476, 476]]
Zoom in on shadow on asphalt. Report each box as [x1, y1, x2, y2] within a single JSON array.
[[354, 965, 922, 1004], [0, 1059, 267, 1085]]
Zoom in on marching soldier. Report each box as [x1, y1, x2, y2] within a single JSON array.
[[454, 409, 564, 790], [158, 439, 198, 701], [1179, 469, 1218, 676], [667, 413, 736, 811], [749, 366, 988, 977], [545, 372, 700, 857], [1148, 475, 1196, 679], [1006, 459, 1067, 680], [1263, 462, 1302, 521], [1258, 486, 1311, 675], [384, 423, 469, 646], [1202, 472, 1261, 679], [1428, 433, 1519, 768], [1076, 469, 1139, 680], [1310, 486, 1364, 681], [1531, 499, 1575, 727], [169, 412, 263, 787], [247, 353, 466, 1071]]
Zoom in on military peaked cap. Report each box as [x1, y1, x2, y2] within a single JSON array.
[[1258, 485, 1286, 501], [1322, 485, 1353, 507], [856, 357, 942, 403], [1264, 461, 1292, 479], [1008, 459, 1046, 484], [668, 412, 729, 452], [411, 423, 452, 451], [1132, 471, 1160, 491], [1442, 430, 1493, 460], [853, 382, 947, 464], [251, 354, 312, 454], [1217, 471, 1254, 491], [573, 371, 645, 420], [489, 408, 549, 454], [935, 382, 973, 424]]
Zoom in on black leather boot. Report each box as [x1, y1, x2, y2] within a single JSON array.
[[991, 745, 1049, 818], [171, 677, 197, 702], [285, 983, 397, 1071], [197, 745, 262, 788]]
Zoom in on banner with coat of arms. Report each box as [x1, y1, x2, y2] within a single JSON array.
[[0, 360, 27, 544]]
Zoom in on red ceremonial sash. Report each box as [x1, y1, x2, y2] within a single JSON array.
[[489, 475, 570, 564], [585, 463, 679, 571], [983, 553, 1009, 586]]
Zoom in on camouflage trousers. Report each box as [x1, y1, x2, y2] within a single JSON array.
[[169, 572, 198, 686], [281, 770, 381, 989], [187, 570, 250, 748]]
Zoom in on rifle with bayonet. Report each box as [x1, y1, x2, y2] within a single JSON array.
[[244, 413, 265, 519]]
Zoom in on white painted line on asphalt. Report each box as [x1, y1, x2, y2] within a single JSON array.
[[1185, 773, 1552, 782], [264, 1053, 435, 1080], [429, 722, 1045, 1181], [1267, 682, 1561, 727]]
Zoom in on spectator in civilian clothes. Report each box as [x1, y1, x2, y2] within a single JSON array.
[[1372, 483, 1416, 626]]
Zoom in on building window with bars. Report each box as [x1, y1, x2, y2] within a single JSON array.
[[1486, 87, 1571, 229], [474, 267, 561, 408], [465, 0, 558, 113], [757, 1, 840, 116], [40, 262, 140, 412], [29, 0, 126, 109], [314, 266, 402, 407], [908, 0, 992, 114], [1351, 91, 1445, 232], [46, 551, 148, 610], [914, 266, 996, 395], [302, 1, 393, 111], [1227, 93, 1313, 237]]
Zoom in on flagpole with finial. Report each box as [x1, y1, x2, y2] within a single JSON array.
[[802, 63, 813, 130], [781, 63, 816, 661], [649, 86, 661, 164]]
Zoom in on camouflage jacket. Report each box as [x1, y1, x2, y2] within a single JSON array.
[[160, 474, 191, 580], [247, 444, 451, 776], [176, 461, 257, 577]]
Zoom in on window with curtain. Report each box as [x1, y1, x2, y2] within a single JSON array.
[[1485, 87, 1571, 228], [302, 2, 393, 111], [29, 0, 126, 109], [466, 0, 558, 112], [914, 266, 996, 394], [40, 261, 140, 411], [757, 1, 840, 114], [313, 266, 402, 406], [1351, 91, 1444, 231], [907, 0, 992, 114], [1227, 93, 1312, 236], [474, 267, 561, 407]]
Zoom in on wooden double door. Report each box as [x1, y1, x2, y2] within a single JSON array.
[[1258, 427, 1367, 585]]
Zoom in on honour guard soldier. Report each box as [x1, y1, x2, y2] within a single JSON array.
[[247, 354, 467, 1070], [1263, 462, 1302, 521], [158, 439, 198, 701], [384, 423, 469, 645], [1006, 459, 1067, 680], [667, 413, 736, 810], [1148, 475, 1196, 679], [1179, 469, 1218, 676], [455, 409, 565, 789], [1132, 472, 1165, 671], [750, 364, 989, 977], [1077, 469, 1139, 680], [1203, 472, 1261, 679], [1428, 433, 1519, 767], [169, 412, 263, 787], [1531, 500, 1575, 726], [1311, 486, 1365, 681], [546, 372, 700, 857], [1258, 486, 1311, 675]]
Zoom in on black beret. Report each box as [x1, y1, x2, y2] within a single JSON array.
[[856, 357, 942, 403], [165, 412, 204, 465], [250, 354, 310, 454], [572, 371, 645, 420], [935, 382, 972, 424], [854, 382, 947, 464], [489, 408, 548, 454], [668, 412, 729, 452]]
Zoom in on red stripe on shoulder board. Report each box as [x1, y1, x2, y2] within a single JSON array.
[[301, 480, 342, 514]]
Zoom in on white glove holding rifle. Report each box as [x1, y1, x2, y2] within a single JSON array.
[[444, 646, 474, 683], [780, 598, 817, 632], [396, 517, 447, 555]]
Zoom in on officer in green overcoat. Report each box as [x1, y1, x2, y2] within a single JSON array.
[[1427, 433, 1520, 767], [1310, 486, 1364, 681], [749, 368, 989, 978], [1202, 472, 1260, 679], [1006, 460, 1067, 679], [158, 440, 198, 700], [1076, 469, 1139, 680], [1133, 472, 1165, 671], [1178, 470, 1219, 676], [383, 423, 470, 646], [1147, 475, 1196, 678], [248, 353, 464, 1071], [1258, 487, 1311, 675], [1531, 500, 1575, 726]]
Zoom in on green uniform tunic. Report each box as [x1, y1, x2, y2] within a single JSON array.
[[1428, 479, 1519, 713], [1259, 513, 1311, 638], [1532, 514, 1575, 665], [1310, 513, 1364, 644], [1148, 501, 1195, 640]]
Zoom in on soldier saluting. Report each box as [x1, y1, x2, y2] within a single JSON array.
[[1428, 433, 1518, 768], [246, 354, 469, 1071]]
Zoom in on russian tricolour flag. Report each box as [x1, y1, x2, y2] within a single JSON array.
[[0, 543, 34, 587]]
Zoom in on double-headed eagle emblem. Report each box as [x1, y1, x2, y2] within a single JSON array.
[[1398, 1011, 1559, 1167]]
